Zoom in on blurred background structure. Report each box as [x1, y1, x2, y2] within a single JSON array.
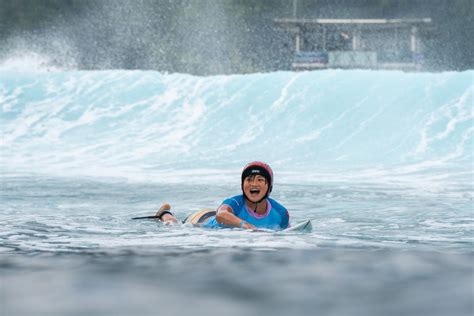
[[274, 17, 432, 71], [0, 0, 472, 73]]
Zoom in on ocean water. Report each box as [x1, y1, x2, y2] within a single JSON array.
[[1, 64, 473, 316]]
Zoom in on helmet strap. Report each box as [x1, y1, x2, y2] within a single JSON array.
[[241, 176, 270, 213], [243, 188, 269, 213]]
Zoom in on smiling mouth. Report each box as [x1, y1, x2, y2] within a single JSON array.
[[249, 188, 261, 196]]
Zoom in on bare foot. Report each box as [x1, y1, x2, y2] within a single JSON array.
[[155, 203, 171, 216], [155, 203, 179, 224]]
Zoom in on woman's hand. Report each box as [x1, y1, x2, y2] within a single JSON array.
[[216, 206, 257, 230], [240, 221, 257, 230]]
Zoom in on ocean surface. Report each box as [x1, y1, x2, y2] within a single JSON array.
[[1, 62, 473, 316]]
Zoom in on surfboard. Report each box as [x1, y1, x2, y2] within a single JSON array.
[[282, 219, 312, 232], [132, 214, 312, 232]]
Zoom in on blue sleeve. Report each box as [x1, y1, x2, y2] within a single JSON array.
[[269, 198, 289, 229], [280, 209, 289, 229], [221, 195, 244, 217]]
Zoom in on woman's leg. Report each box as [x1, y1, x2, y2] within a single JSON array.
[[182, 209, 216, 226]]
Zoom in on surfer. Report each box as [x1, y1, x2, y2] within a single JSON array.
[[154, 161, 290, 230]]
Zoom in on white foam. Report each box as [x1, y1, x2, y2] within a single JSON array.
[[0, 52, 67, 73], [1, 69, 472, 195]]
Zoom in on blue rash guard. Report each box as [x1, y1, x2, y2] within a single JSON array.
[[203, 195, 289, 230]]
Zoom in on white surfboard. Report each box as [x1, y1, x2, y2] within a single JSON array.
[[133, 214, 313, 232], [282, 219, 312, 232]]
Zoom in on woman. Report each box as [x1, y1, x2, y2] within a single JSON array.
[[155, 161, 290, 231]]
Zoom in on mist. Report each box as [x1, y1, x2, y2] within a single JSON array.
[[0, 0, 472, 74]]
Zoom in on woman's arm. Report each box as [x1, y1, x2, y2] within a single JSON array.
[[215, 205, 256, 230]]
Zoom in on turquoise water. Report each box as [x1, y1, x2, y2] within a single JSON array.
[[1, 67, 473, 315], [2, 69, 472, 178]]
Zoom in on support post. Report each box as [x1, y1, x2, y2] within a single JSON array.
[[322, 26, 326, 50], [352, 28, 359, 50], [410, 26, 418, 52], [296, 32, 301, 51]]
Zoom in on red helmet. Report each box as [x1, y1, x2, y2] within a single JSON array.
[[241, 161, 273, 198]]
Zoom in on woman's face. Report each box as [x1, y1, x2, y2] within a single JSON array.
[[243, 175, 269, 202]]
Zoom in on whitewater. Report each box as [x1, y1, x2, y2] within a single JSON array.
[[1, 64, 473, 316]]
